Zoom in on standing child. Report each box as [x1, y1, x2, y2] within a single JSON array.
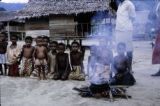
[[110, 43, 136, 86], [43, 36, 50, 50], [47, 41, 58, 79], [69, 41, 85, 81], [53, 43, 70, 80], [19, 36, 34, 77], [43, 36, 50, 75], [7, 35, 21, 77], [0, 32, 8, 75], [34, 36, 48, 80], [115, 0, 136, 72]]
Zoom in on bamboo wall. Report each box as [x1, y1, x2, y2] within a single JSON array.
[[25, 19, 49, 30], [49, 15, 77, 37], [25, 18, 49, 38]]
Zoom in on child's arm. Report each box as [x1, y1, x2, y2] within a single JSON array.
[[54, 54, 59, 74], [80, 52, 84, 65], [6, 45, 10, 64], [32, 47, 37, 63], [62, 54, 70, 78], [45, 47, 48, 61], [30, 47, 35, 74], [69, 52, 73, 71], [15, 45, 23, 63], [110, 57, 117, 78], [47, 54, 51, 73], [79, 46, 85, 61], [18, 46, 24, 64], [87, 56, 91, 77]]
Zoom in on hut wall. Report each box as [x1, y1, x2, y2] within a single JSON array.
[[76, 13, 93, 37], [9, 26, 25, 32], [25, 17, 49, 38], [26, 30, 50, 38], [25, 20, 49, 30], [49, 16, 77, 37], [4, 22, 25, 32]]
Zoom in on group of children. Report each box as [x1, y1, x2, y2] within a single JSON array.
[[0, 32, 85, 81], [82, 41, 136, 97], [0, 32, 136, 97]]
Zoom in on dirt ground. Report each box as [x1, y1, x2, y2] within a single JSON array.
[[0, 41, 160, 106]]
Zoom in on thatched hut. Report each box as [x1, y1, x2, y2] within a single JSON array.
[[0, 11, 25, 40], [18, 0, 113, 40]]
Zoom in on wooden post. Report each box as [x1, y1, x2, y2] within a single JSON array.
[[67, 39, 69, 46], [81, 24, 83, 37], [21, 32, 24, 41], [75, 23, 78, 36], [7, 22, 10, 41], [86, 23, 88, 36], [79, 39, 82, 46]]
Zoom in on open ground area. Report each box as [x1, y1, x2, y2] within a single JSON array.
[[0, 41, 160, 106]]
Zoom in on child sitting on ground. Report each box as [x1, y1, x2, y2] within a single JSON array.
[[69, 41, 85, 81], [74, 45, 113, 97], [110, 42, 136, 86], [53, 43, 70, 80]]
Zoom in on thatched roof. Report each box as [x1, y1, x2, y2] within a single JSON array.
[[0, 11, 17, 22], [18, 0, 110, 18], [0, 11, 25, 22]]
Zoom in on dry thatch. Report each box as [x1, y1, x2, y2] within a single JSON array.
[[0, 11, 26, 22], [18, 0, 110, 18], [0, 11, 17, 22]]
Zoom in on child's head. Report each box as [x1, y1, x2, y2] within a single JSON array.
[[25, 36, 33, 46], [58, 43, 65, 53], [36, 36, 43, 46], [10, 35, 18, 44], [43, 36, 49, 46], [117, 42, 126, 55], [49, 41, 58, 51], [71, 41, 79, 52]]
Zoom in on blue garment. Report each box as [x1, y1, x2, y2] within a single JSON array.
[[89, 62, 110, 85], [0, 54, 6, 64]]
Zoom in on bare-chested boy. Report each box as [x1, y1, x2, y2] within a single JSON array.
[[53, 43, 70, 80], [42, 36, 50, 75], [69, 41, 85, 81], [34, 36, 48, 80], [19, 36, 34, 77], [0, 32, 8, 75], [43, 36, 50, 50]]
